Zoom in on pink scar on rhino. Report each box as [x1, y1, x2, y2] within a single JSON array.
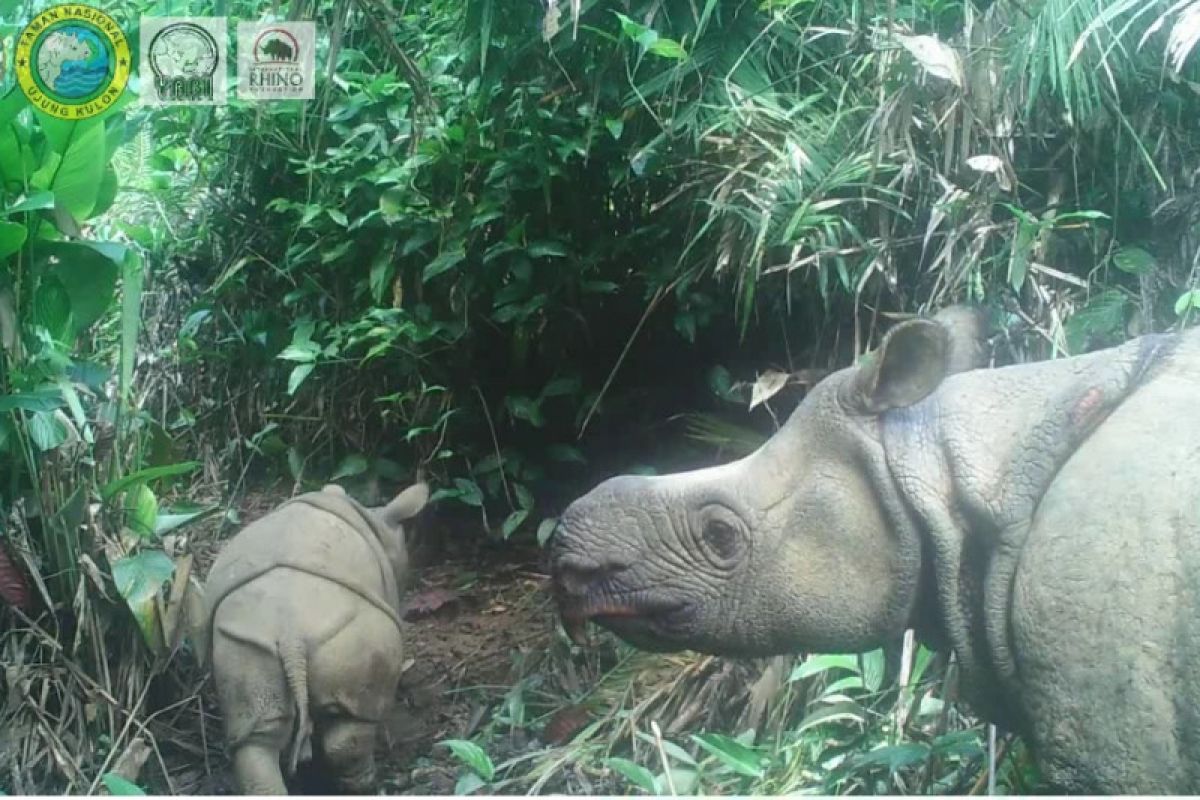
[[1069, 386, 1105, 433]]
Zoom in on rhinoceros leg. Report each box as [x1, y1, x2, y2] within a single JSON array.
[[232, 741, 289, 795], [320, 718, 378, 792]]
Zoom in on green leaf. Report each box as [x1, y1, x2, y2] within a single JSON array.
[[1175, 289, 1200, 317], [327, 208, 349, 226], [34, 277, 72, 342], [100, 462, 201, 501], [287, 363, 316, 395], [790, 653, 861, 682], [331, 453, 369, 481], [844, 742, 931, 775], [504, 395, 545, 427], [0, 389, 65, 413], [42, 242, 122, 331], [691, 733, 766, 778], [48, 118, 106, 220], [154, 506, 219, 536], [101, 774, 146, 796], [128, 484, 158, 539], [527, 240, 567, 258], [454, 773, 485, 795], [1113, 246, 1156, 276], [120, 251, 144, 404], [540, 376, 581, 398], [26, 410, 68, 451], [860, 648, 886, 692], [501, 509, 529, 539], [424, 247, 466, 281], [1064, 290, 1127, 353], [605, 118, 624, 140], [370, 250, 394, 305], [112, 550, 175, 648], [453, 478, 484, 507], [796, 701, 866, 733], [440, 739, 494, 781], [380, 187, 405, 219], [536, 517, 558, 547], [604, 757, 658, 794], [278, 342, 319, 362], [648, 38, 687, 59], [5, 191, 55, 214], [0, 220, 27, 259]]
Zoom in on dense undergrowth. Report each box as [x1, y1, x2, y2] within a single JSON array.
[[1, 0, 1200, 794]]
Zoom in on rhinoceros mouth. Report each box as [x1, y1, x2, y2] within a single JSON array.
[[558, 593, 691, 645]]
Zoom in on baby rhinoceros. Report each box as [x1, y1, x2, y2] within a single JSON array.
[[205, 482, 428, 794]]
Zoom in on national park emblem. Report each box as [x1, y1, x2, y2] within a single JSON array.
[[15, 3, 131, 120]]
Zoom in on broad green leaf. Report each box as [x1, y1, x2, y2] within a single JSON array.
[[48, 118, 106, 220], [278, 342, 319, 362], [796, 701, 866, 733], [691, 732, 766, 778], [540, 376, 581, 397], [5, 191, 54, 214], [112, 550, 175, 648], [1113, 246, 1156, 276], [128, 484, 158, 539], [454, 773, 485, 795], [154, 506, 219, 536], [380, 187, 405, 219], [0, 221, 27, 259], [440, 739, 494, 781], [536, 517, 558, 547], [452, 478, 484, 507], [370, 250, 394, 304], [287, 363, 315, 395], [327, 208, 349, 226], [844, 742, 931, 775], [42, 242, 122, 330], [504, 395, 545, 427], [860, 648, 886, 692], [605, 118, 624, 140], [501, 509, 529, 539], [527, 240, 567, 258], [424, 247, 466, 281], [634, 731, 698, 765], [1064, 290, 1127, 354], [26, 410, 68, 451], [33, 277, 72, 342], [648, 38, 687, 59], [101, 774, 146, 796], [790, 653, 861, 682], [331, 453, 369, 481], [604, 757, 658, 793], [0, 389, 65, 413], [100, 462, 201, 501], [1175, 289, 1200, 317]]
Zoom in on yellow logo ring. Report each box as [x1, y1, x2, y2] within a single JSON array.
[[15, 3, 131, 120]]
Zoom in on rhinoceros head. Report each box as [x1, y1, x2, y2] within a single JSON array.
[[552, 310, 987, 657]]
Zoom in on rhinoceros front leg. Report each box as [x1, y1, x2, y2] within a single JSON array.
[[320, 718, 378, 793], [232, 741, 288, 795]]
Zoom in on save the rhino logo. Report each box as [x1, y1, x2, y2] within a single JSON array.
[[237, 21, 313, 101]]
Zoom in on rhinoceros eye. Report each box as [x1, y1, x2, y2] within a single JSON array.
[[702, 518, 740, 563]]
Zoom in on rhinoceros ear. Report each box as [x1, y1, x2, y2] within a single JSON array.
[[381, 482, 430, 527], [846, 319, 950, 414]]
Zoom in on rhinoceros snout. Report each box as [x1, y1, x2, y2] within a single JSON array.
[[553, 554, 631, 597]]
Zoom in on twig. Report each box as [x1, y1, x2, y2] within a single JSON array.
[[650, 720, 677, 796], [473, 385, 514, 508]]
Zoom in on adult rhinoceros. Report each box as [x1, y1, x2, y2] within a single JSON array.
[[551, 307, 1199, 793]]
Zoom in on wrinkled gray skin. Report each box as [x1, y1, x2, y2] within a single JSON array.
[[206, 482, 428, 794], [552, 307, 1200, 793]]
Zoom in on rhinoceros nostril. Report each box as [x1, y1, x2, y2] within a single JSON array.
[[554, 555, 630, 596]]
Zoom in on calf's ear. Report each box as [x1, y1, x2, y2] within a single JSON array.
[[845, 319, 950, 414], [381, 482, 430, 527]]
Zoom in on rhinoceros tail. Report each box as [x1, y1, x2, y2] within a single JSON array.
[[278, 633, 312, 776]]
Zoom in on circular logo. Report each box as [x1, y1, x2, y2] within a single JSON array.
[[148, 22, 218, 80], [15, 4, 130, 120], [253, 28, 299, 64]]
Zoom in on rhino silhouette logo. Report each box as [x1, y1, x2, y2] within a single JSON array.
[[259, 36, 295, 62]]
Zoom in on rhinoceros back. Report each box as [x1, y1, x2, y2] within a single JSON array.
[[205, 491, 403, 649], [1010, 326, 1200, 792]]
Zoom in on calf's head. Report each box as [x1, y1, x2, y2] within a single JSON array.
[[552, 312, 980, 657], [323, 482, 428, 581]]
